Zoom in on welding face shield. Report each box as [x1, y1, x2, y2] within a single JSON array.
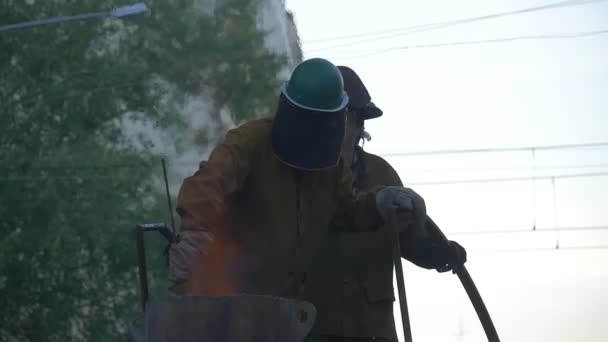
[[272, 58, 349, 170]]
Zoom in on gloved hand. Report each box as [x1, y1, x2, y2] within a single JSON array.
[[432, 240, 467, 273], [375, 186, 426, 233], [411, 239, 467, 272], [168, 230, 214, 288]]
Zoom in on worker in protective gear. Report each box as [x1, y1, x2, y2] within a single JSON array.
[[169, 58, 427, 298], [302, 66, 467, 342]]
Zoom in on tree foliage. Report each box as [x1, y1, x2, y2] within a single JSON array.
[[0, 0, 296, 340]]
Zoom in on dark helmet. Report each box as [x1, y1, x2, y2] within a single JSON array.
[[272, 58, 349, 170], [337, 66, 382, 120]]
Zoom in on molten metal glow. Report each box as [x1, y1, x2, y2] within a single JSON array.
[[182, 233, 244, 295]]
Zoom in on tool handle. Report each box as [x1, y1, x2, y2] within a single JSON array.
[[392, 231, 413, 342], [426, 217, 500, 342]]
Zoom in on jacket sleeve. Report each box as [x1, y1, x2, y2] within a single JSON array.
[[379, 160, 429, 265], [331, 160, 384, 232], [389, 164, 439, 269], [176, 123, 258, 232]]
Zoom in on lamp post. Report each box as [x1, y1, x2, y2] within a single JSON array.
[[0, 2, 149, 33]]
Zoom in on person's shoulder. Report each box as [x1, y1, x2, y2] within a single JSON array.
[[233, 117, 273, 133], [360, 149, 392, 169], [224, 118, 273, 143], [359, 148, 403, 186]]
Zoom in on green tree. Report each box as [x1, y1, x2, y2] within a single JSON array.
[[0, 0, 298, 340]]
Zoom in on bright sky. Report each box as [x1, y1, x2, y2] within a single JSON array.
[[285, 0, 608, 340]]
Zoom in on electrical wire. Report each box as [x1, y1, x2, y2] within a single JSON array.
[[326, 29, 608, 59], [3, 161, 606, 174], [2, 169, 607, 184], [1, 142, 607, 173], [449, 225, 608, 236], [407, 171, 608, 186], [471, 244, 608, 254], [0, 161, 200, 172], [304, 0, 605, 43], [381, 141, 608, 157], [305, 0, 608, 53], [0, 162, 154, 171], [392, 163, 608, 175], [2, 142, 604, 170]]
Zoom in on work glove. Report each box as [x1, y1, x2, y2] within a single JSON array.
[[168, 230, 214, 288], [375, 186, 426, 234], [435, 240, 467, 273], [415, 239, 467, 273]]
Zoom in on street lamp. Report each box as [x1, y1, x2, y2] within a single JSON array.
[[0, 2, 149, 33]]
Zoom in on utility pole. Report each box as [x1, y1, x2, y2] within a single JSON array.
[[0, 3, 149, 33]]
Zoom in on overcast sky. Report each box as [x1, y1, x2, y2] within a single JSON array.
[[285, 0, 608, 340]]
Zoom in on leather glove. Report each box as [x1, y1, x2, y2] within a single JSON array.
[[168, 230, 214, 287], [412, 239, 467, 272], [437, 240, 467, 273], [375, 186, 426, 234]]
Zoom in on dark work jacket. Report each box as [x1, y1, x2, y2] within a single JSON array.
[[176, 119, 382, 298], [301, 146, 415, 341]]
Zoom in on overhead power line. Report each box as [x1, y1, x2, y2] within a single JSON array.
[[397, 162, 608, 174], [305, 0, 604, 43], [328, 29, 608, 59], [449, 225, 608, 236], [408, 171, 608, 186], [381, 141, 608, 157], [472, 244, 608, 254], [476, 245, 608, 254], [305, 0, 608, 52], [0, 162, 154, 171], [2, 169, 607, 184], [2, 160, 607, 173], [1, 142, 607, 171]]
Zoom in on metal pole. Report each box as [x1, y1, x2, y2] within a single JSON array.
[[161, 158, 177, 234], [0, 12, 106, 32], [455, 268, 500, 342], [135, 224, 149, 311], [392, 231, 413, 342], [0, 3, 149, 33]]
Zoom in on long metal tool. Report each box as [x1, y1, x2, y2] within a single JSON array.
[[161, 158, 177, 235], [426, 217, 500, 342], [391, 230, 413, 342], [387, 208, 414, 342]]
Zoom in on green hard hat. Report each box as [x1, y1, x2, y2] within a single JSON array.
[[281, 58, 349, 112]]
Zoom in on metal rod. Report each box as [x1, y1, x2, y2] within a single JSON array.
[[0, 3, 149, 33], [392, 231, 413, 342], [161, 158, 177, 234], [135, 224, 149, 311], [456, 267, 500, 342], [0, 12, 107, 32]]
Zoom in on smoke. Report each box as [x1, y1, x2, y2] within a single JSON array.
[[256, 0, 303, 78], [115, 0, 302, 205], [115, 85, 235, 196]]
